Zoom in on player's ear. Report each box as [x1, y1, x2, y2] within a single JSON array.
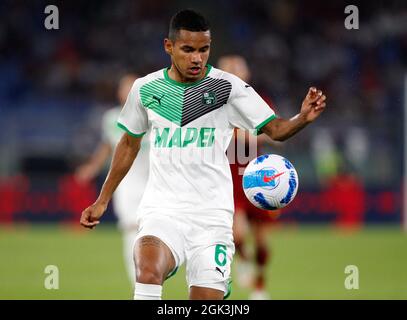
[[164, 38, 173, 55]]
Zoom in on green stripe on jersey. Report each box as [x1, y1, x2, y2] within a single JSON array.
[[117, 122, 146, 137], [254, 114, 277, 136], [139, 65, 232, 127], [140, 79, 184, 126]]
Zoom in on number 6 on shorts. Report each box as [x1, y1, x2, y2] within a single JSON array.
[[214, 244, 227, 267]]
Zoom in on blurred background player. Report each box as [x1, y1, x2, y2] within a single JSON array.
[[218, 55, 280, 300], [75, 73, 150, 287]]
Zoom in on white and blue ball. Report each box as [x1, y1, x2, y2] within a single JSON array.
[[242, 154, 299, 210]]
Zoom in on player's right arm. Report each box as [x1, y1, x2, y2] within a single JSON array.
[[80, 132, 142, 229]]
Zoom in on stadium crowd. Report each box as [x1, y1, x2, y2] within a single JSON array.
[[0, 0, 405, 190]]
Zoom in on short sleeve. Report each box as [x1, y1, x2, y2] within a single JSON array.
[[226, 74, 276, 135], [117, 80, 148, 137]]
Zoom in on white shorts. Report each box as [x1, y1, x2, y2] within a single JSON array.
[[134, 211, 235, 297]]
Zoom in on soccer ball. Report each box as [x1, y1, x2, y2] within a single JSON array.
[[242, 154, 299, 210]]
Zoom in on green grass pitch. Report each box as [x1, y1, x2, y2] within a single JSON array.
[[1, 224, 406, 299]]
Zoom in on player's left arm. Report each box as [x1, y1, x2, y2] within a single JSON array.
[[261, 87, 326, 141]]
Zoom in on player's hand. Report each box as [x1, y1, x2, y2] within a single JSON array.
[[300, 87, 327, 123], [80, 201, 107, 229]]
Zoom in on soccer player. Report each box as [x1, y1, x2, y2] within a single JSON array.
[[218, 55, 278, 299], [75, 73, 150, 287], [80, 9, 327, 300]]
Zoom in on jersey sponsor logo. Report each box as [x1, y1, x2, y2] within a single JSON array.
[[154, 127, 215, 148], [201, 90, 217, 106]]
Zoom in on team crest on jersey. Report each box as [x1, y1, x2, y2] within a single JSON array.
[[201, 91, 217, 106]]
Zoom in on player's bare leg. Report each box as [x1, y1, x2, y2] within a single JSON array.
[[133, 235, 175, 299], [250, 222, 271, 299], [233, 208, 249, 260], [189, 286, 224, 300], [233, 208, 255, 288], [134, 235, 175, 284]]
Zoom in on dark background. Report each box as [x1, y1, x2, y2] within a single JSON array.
[[0, 0, 405, 225]]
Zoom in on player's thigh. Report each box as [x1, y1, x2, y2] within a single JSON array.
[[189, 285, 224, 300], [134, 235, 176, 283], [133, 214, 183, 283]]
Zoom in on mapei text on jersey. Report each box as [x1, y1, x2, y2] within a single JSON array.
[[154, 127, 215, 148]]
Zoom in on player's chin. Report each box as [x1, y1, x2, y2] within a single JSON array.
[[185, 72, 202, 81]]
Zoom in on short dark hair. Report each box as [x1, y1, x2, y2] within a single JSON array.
[[168, 9, 210, 40]]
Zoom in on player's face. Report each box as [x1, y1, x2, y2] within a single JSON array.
[[165, 29, 211, 82]]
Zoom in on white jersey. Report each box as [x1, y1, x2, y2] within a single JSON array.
[[117, 65, 275, 221], [102, 107, 150, 228]]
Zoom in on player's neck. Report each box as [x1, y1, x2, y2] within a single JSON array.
[[167, 64, 207, 84]]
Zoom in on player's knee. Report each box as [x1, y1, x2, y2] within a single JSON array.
[[136, 264, 165, 285]]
